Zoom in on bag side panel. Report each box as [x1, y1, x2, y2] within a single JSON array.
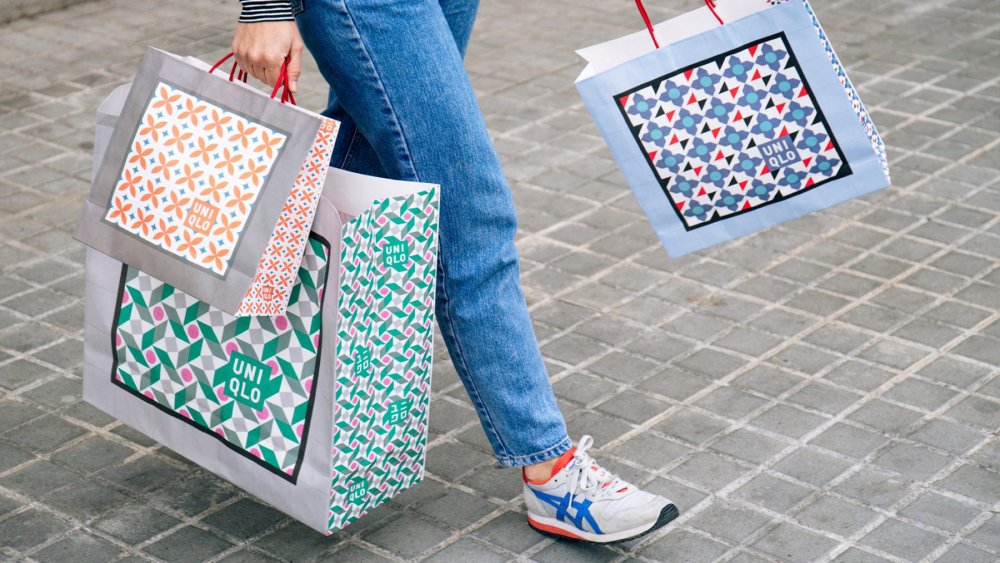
[[798, 0, 889, 182], [328, 187, 439, 532]]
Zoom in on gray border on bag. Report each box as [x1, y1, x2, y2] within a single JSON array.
[[75, 46, 321, 314]]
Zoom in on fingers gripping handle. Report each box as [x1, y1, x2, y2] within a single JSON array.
[[208, 52, 295, 105]]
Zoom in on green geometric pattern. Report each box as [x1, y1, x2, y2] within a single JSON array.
[[328, 188, 439, 532], [111, 236, 330, 481]]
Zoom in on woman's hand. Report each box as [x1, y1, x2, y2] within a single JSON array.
[[232, 21, 303, 93]]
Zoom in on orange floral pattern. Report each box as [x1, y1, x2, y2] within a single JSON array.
[[236, 118, 339, 316], [103, 81, 288, 276]]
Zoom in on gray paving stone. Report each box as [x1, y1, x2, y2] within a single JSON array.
[[694, 387, 770, 419], [917, 356, 991, 388], [93, 502, 181, 545], [202, 498, 287, 541], [750, 521, 839, 561], [424, 442, 494, 482], [415, 488, 498, 530], [710, 428, 786, 465], [585, 351, 659, 383], [595, 390, 671, 425], [0, 440, 34, 473], [143, 525, 235, 563], [469, 510, 542, 555], [933, 543, 999, 563], [99, 454, 183, 494], [946, 395, 1000, 431], [0, 509, 72, 552], [687, 502, 771, 544], [899, 491, 982, 534], [44, 480, 129, 521], [871, 441, 954, 481], [751, 404, 828, 439], [49, 436, 134, 474], [794, 496, 879, 538], [671, 452, 750, 491], [821, 361, 894, 393], [423, 538, 508, 563], [610, 433, 690, 472], [831, 547, 894, 563], [858, 339, 930, 371], [859, 518, 948, 561], [251, 521, 342, 561], [215, 549, 282, 563], [324, 544, 393, 562], [653, 409, 730, 446], [638, 528, 730, 562], [638, 369, 714, 402], [938, 464, 1000, 506], [363, 515, 452, 560], [966, 515, 1000, 552], [30, 530, 123, 563], [834, 468, 914, 510], [564, 411, 634, 448], [848, 400, 924, 435], [773, 448, 852, 487], [146, 472, 236, 517], [0, 459, 82, 498], [642, 477, 708, 514], [810, 423, 889, 460], [908, 418, 986, 456], [1, 414, 85, 454]]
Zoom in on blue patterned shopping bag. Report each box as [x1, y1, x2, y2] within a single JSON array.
[[576, 0, 890, 257]]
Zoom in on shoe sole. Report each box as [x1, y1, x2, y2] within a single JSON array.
[[527, 503, 679, 544]]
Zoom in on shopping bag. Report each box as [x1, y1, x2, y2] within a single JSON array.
[[75, 47, 339, 316], [83, 84, 440, 534], [576, 0, 890, 257]]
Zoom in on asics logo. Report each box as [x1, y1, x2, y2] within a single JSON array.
[[531, 490, 604, 535]]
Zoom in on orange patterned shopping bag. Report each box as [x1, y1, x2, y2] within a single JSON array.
[[75, 47, 339, 316]]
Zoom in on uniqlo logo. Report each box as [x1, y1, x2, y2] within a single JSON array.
[[355, 347, 372, 378], [384, 398, 412, 425], [261, 285, 274, 300], [184, 199, 220, 235], [347, 477, 368, 505]]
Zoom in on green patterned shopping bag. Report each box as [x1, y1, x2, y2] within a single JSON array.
[[83, 85, 439, 534]]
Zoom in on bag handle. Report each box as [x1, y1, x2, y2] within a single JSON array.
[[208, 52, 296, 105], [634, 0, 725, 49]]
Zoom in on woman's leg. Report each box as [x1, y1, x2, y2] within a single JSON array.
[[307, 0, 480, 180], [296, 0, 571, 467]]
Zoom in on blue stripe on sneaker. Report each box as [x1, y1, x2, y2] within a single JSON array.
[[530, 489, 604, 535]]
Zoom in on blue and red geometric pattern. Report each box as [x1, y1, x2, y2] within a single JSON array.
[[616, 32, 852, 230]]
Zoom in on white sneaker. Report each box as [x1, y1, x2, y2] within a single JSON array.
[[523, 435, 679, 543]]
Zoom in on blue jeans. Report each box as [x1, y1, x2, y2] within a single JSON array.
[[294, 0, 571, 467]]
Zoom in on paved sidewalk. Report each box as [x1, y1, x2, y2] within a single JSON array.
[[1, 0, 998, 561]]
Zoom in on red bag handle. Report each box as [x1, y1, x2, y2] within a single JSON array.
[[208, 52, 295, 105], [635, 0, 725, 49]]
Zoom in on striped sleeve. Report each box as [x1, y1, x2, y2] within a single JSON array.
[[238, 0, 295, 22]]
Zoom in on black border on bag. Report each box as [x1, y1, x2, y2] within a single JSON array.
[[108, 232, 332, 484], [613, 31, 853, 231]]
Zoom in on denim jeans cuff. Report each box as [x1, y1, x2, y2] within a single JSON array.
[[493, 435, 573, 468]]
